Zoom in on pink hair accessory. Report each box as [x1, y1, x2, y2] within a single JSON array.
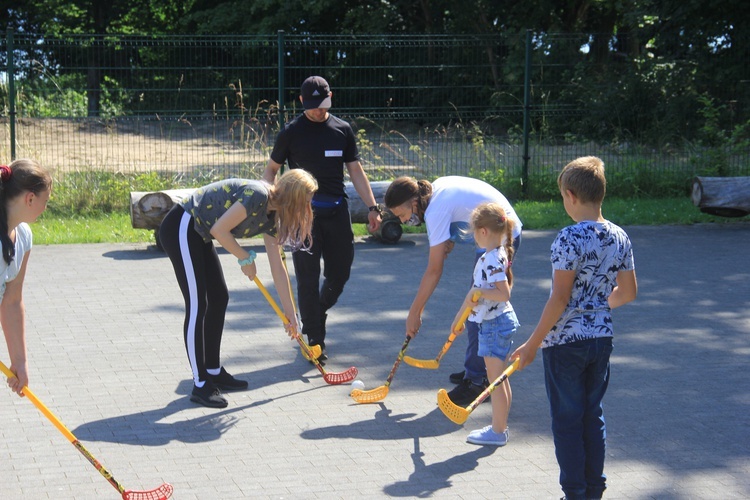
[[0, 165, 11, 182]]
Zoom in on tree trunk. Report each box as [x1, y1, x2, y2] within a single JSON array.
[[130, 189, 196, 230], [345, 180, 392, 223], [691, 176, 750, 217]]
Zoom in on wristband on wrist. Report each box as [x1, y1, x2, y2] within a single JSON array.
[[238, 250, 257, 266], [368, 204, 383, 214]]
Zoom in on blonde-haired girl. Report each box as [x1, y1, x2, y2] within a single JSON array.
[[451, 201, 519, 446], [159, 169, 317, 408]]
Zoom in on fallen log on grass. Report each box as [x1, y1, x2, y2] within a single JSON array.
[[691, 176, 750, 217], [130, 189, 196, 230]]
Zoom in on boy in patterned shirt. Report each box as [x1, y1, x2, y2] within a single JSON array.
[[511, 156, 638, 500]]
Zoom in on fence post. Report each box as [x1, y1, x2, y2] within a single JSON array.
[[7, 28, 16, 161], [277, 30, 286, 127], [276, 30, 286, 174], [521, 29, 532, 197]]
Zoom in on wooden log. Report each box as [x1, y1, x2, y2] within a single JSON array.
[[129, 189, 195, 229], [345, 180, 392, 223], [691, 176, 750, 217], [130, 180, 395, 230]]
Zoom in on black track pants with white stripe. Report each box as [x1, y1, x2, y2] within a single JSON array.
[[159, 205, 229, 385]]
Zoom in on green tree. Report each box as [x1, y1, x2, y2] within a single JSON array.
[[4, 0, 748, 142], [4, 0, 194, 116]]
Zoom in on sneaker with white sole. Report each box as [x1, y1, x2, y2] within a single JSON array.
[[466, 425, 509, 446], [190, 381, 228, 408], [208, 367, 248, 392]]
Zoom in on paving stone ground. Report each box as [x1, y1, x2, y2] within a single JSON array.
[[1, 223, 749, 499]]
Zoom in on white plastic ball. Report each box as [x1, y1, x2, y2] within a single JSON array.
[[351, 380, 365, 391]]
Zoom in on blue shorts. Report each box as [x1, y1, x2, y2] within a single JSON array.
[[477, 311, 520, 360]]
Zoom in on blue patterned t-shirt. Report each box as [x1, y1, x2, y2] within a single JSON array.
[[542, 220, 635, 348]]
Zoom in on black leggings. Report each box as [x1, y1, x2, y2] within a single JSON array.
[[159, 205, 229, 385]]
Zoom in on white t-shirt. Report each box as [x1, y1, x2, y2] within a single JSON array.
[[0, 223, 33, 302], [424, 176, 522, 247], [469, 246, 514, 322]]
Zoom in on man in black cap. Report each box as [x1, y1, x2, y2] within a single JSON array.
[[263, 76, 382, 363]]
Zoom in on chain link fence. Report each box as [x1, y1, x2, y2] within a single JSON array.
[[2, 31, 748, 209]]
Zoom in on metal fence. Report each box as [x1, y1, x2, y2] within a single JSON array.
[[2, 30, 748, 207]]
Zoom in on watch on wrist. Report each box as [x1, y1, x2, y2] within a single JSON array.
[[368, 204, 383, 214]]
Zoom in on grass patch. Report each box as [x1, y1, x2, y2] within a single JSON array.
[[511, 197, 737, 230], [34, 212, 157, 245], [32, 197, 748, 246]]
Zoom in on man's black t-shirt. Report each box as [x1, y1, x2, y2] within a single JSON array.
[[270, 113, 360, 197]]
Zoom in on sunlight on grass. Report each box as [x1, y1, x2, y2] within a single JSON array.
[[30, 197, 748, 246], [33, 212, 155, 245], [512, 197, 749, 229]]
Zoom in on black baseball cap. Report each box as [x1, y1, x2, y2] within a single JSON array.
[[300, 76, 332, 109]]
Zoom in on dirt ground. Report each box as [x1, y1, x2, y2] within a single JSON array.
[[2, 117, 270, 177], [0, 117, 500, 180]]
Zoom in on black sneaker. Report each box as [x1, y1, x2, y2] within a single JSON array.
[[190, 381, 228, 408], [446, 379, 489, 407], [208, 367, 248, 392], [449, 370, 466, 384]]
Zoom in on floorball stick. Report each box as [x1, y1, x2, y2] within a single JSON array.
[[403, 291, 481, 369], [351, 336, 411, 404], [278, 248, 322, 362], [437, 359, 519, 425], [253, 277, 358, 384], [1, 360, 173, 500]]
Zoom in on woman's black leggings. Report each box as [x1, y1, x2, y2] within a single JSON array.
[[159, 205, 229, 385]]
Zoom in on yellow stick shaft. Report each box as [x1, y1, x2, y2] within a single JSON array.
[[455, 290, 482, 332], [0, 360, 77, 443], [253, 276, 288, 325], [252, 276, 323, 369]]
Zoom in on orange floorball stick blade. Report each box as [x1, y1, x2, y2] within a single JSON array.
[[437, 359, 520, 424], [437, 388, 471, 424], [402, 292, 479, 370], [300, 343, 322, 361], [352, 337, 409, 403], [402, 356, 440, 369], [351, 386, 389, 404]]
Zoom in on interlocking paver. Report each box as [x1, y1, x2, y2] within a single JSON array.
[[0, 224, 748, 499]]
